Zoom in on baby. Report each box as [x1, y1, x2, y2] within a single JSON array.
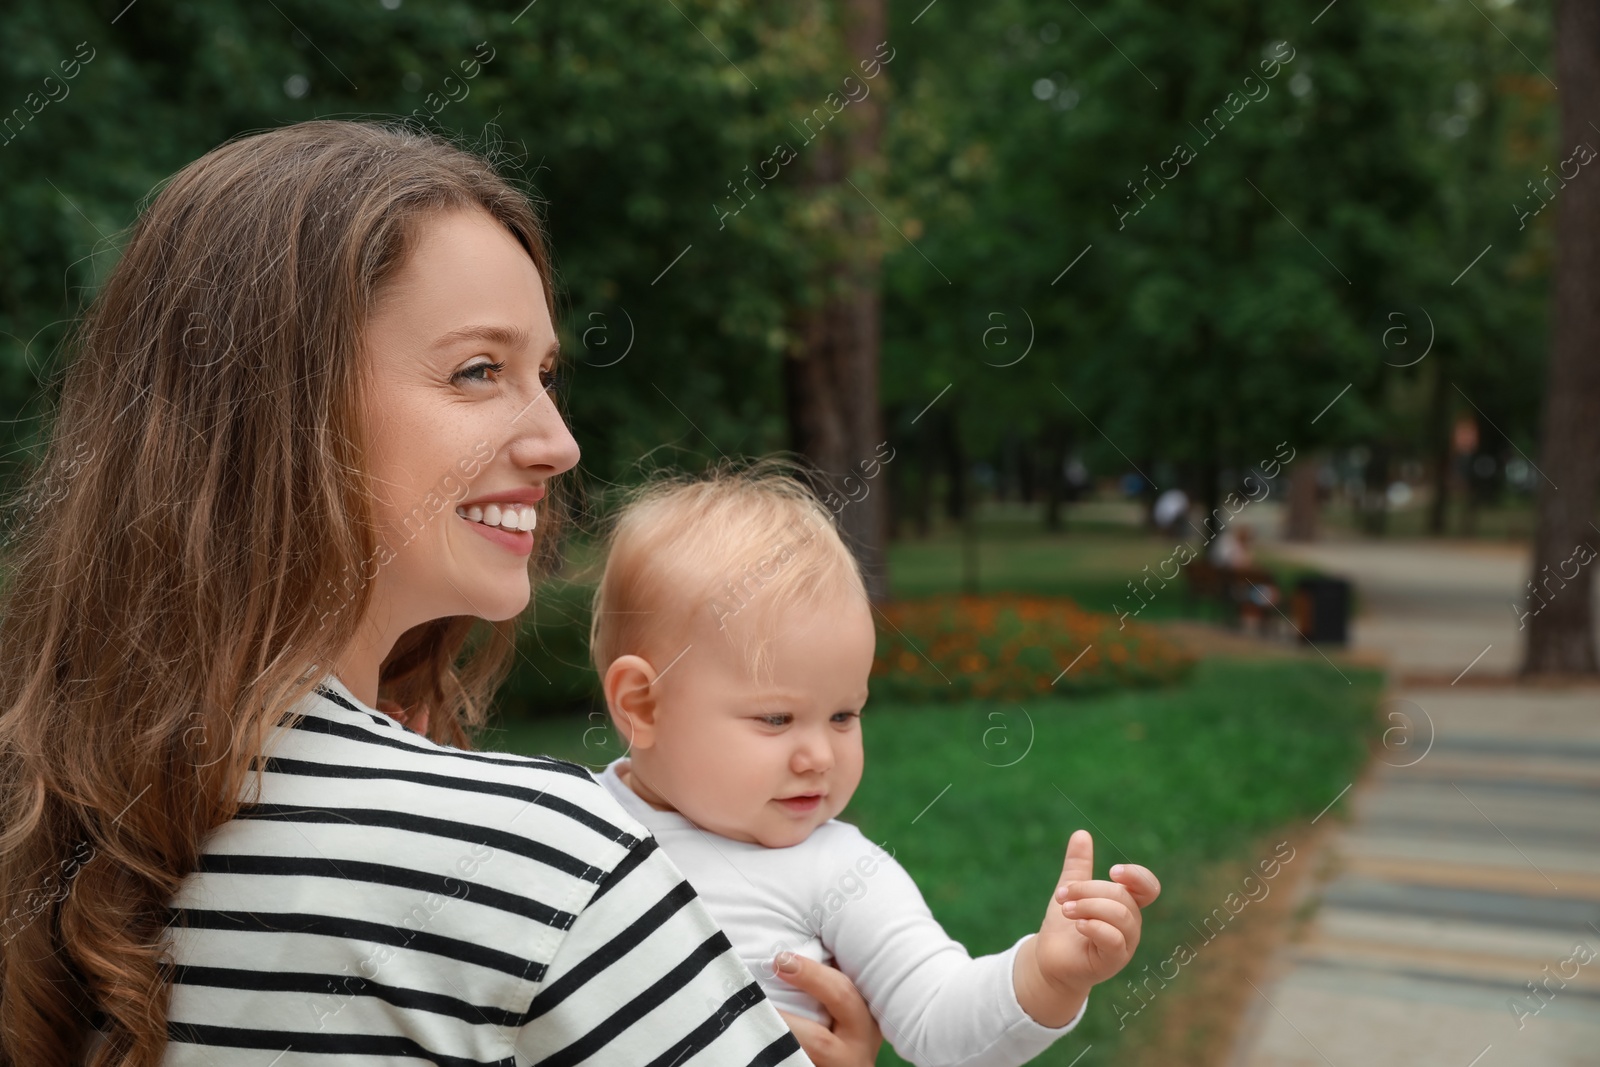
[[587, 467, 1160, 1067]]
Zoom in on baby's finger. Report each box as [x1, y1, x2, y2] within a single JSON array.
[[1056, 829, 1094, 890], [1062, 897, 1140, 954], [1073, 917, 1128, 959], [1109, 863, 1161, 908], [1057, 879, 1139, 914], [1060, 896, 1136, 932]]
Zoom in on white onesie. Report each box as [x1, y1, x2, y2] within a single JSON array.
[[595, 758, 1086, 1067]]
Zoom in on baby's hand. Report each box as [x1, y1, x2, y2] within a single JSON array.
[[1019, 830, 1160, 1022]]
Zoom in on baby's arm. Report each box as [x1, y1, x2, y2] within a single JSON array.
[[821, 835, 1065, 1067], [821, 828, 1157, 1067]]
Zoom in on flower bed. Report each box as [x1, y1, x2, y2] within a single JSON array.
[[871, 594, 1195, 703]]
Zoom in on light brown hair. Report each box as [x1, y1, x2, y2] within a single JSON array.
[[0, 120, 566, 1066], [589, 459, 867, 683]]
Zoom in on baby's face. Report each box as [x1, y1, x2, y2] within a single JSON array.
[[628, 586, 874, 848]]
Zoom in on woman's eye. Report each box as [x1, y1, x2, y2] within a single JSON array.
[[451, 359, 506, 385], [540, 367, 565, 394]]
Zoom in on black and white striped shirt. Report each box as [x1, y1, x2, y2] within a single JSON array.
[[144, 675, 811, 1066]]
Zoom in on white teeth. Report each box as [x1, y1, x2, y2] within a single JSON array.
[[455, 503, 537, 532]]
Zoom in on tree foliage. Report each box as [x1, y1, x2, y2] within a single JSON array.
[[0, 0, 1560, 543]]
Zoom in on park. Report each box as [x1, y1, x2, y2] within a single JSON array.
[[1, 1, 1596, 1065]]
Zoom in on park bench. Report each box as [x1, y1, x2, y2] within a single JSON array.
[[1182, 558, 1282, 632]]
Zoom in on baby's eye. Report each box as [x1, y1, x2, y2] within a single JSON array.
[[757, 714, 791, 727], [832, 711, 861, 724]]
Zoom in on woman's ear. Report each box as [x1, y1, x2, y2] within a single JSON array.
[[603, 655, 660, 750]]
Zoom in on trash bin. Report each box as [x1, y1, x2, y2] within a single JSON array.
[[1291, 576, 1351, 645]]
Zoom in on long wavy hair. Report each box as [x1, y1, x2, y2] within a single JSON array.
[[0, 120, 567, 1066]]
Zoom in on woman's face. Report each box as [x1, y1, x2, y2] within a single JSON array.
[[359, 207, 579, 635]]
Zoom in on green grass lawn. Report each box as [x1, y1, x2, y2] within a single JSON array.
[[480, 657, 1381, 1066]]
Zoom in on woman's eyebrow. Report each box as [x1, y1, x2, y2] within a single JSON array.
[[430, 322, 533, 352]]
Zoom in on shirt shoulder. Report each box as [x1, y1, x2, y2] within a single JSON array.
[[265, 683, 651, 871], [167, 685, 665, 1061]]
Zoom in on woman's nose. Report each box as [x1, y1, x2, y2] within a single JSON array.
[[508, 388, 580, 477]]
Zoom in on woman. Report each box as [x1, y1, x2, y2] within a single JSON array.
[[0, 121, 879, 1066]]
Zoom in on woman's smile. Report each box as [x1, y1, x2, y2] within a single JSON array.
[[454, 484, 546, 557], [457, 508, 537, 556]]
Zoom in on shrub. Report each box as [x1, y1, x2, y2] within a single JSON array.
[[871, 594, 1195, 703]]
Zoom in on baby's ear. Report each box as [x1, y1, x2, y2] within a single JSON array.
[[603, 655, 660, 749]]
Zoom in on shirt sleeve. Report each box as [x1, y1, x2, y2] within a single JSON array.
[[513, 835, 814, 1067], [822, 838, 1085, 1067]]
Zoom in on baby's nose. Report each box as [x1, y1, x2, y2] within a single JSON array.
[[791, 737, 834, 772]]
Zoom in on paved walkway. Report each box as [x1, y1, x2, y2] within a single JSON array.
[[1261, 538, 1534, 679], [1228, 537, 1600, 1067]]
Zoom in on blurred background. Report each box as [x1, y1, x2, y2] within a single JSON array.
[[2, 1, 1596, 1063]]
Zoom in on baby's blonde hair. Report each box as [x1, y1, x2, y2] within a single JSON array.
[[589, 458, 868, 682]]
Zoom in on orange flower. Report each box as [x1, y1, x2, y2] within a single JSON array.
[[871, 593, 1192, 702]]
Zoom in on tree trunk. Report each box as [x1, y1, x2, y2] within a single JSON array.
[[1199, 465, 1221, 536], [961, 506, 980, 596], [1043, 423, 1068, 533], [1426, 361, 1452, 537], [1199, 410, 1222, 536], [1283, 455, 1319, 542], [782, 0, 890, 602], [911, 412, 933, 538], [1361, 445, 1391, 537], [942, 409, 967, 523], [1461, 464, 1480, 539], [1139, 453, 1159, 530], [1017, 433, 1037, 504], [1524, 0, 1600, 675]]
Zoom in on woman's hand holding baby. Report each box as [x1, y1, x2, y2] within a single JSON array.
[[1013, 829, 1161, 1027], [773, 951, 883, 1066]]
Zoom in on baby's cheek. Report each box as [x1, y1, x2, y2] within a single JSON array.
[[836, 751, 866, 805], [693, 763, 768, 829]]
